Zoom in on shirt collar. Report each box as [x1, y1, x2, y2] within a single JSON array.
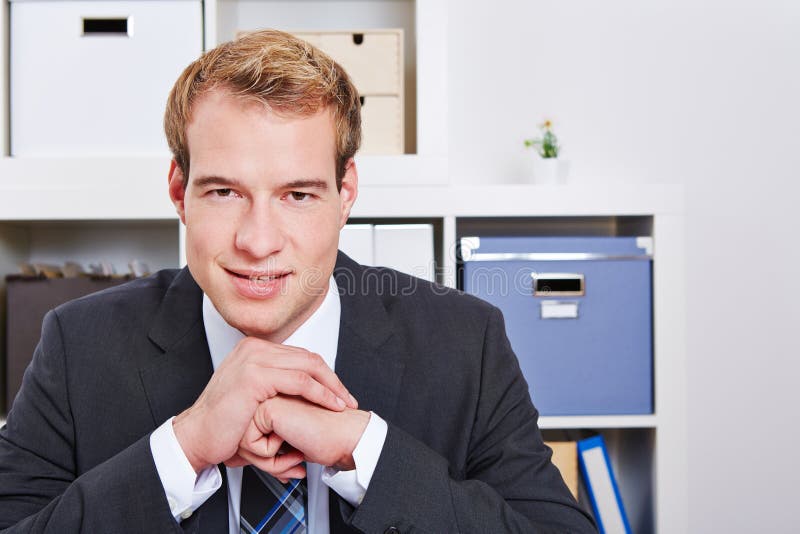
[[202, 276, 341, 371]]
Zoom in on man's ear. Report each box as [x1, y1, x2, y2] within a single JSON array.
[[338, 158, 359, 228], [168, 160, 187, 224]]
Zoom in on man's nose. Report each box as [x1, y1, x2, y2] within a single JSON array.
[[234, 200, 285, 259]]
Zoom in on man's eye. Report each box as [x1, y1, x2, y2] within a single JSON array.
[[290, 192, 310, 201], [214, 188, 233, 197]]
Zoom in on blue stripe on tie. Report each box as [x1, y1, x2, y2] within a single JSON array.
[[253, 479, 302, 533], [280, 517, 297, 534], [291, 511, 307, 534], [282, 509, 306, 534]]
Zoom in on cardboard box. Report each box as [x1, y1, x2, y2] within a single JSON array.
[[546, 440, 579, 499]]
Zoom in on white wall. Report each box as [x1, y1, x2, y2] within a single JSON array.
[[446, 1, 800, 531]]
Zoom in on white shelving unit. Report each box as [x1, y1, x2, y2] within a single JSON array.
[[0, 1, 687, 532]]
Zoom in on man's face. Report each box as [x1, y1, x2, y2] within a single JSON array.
[[168, 89, 358, 342]]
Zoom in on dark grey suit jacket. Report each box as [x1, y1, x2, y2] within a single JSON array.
[[0, 252, 596, 533]]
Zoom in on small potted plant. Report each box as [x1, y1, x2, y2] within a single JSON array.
[[524, 120, 569, 184]]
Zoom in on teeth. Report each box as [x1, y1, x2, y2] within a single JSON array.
[[229, 269, 286, 281], [254, 274, 280, 281]]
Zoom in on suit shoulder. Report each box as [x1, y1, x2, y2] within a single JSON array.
[[52, 269, 180, 323], [335, 251, 495, 313], [361, 266, 499, 324]]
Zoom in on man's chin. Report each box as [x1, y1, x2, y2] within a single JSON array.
[[228, 316, 283, 341]]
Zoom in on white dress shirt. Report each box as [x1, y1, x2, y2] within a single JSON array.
[[149, 276, 388, 533]]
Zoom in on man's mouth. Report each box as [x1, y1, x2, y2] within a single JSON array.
[[226, 269, 291, 281]]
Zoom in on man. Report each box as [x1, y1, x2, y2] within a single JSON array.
[[0, 30, 596, 533]]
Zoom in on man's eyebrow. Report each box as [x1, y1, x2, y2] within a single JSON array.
[[193, 175, 241, 189], [192, 176, 330, 191], [282, 179, 329, 191]]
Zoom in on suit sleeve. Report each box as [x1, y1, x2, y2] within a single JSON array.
[[0, 310, 187, 533], [342, 307, 598, 533]]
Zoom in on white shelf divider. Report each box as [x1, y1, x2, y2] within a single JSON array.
[[539, 415, 658, 430], [415, 0, 448, 157], [0, 157, 174, 220], [442, 215, 457, 288], [652, 212, 689, 534], [204, 0, 219, 49], [1, 0, 9, 156]]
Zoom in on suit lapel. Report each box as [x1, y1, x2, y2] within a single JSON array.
[[333, 253, 408, 421], [140, 268, 213, 427]]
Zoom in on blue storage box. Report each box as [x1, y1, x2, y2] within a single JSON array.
[[460, 236, 653, 416]]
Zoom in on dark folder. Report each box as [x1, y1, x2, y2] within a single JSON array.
[[3, 277, 128, 412]]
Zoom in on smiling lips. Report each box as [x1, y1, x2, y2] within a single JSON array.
[[226, 268, 291, 299]]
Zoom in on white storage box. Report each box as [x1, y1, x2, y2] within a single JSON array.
[[359, 95, 403, 155], [294, 31, 402, 95], [10, 0, 203, 157], [339, 223, 435, 282], [374, 224, 435, 282], [292, 29, 404, 155], [339, 224, 374, 266]]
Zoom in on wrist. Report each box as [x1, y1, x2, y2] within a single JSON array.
[[333, 455, 356, 471], [172, 409, 210, 474], [333, 409, 371, 471]]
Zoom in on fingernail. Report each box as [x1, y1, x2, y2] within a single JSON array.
[[336, 396, 346, 409], [349, 393, 358, 407]]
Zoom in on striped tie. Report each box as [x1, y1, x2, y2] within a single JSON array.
[[240, 465, 307, 534]]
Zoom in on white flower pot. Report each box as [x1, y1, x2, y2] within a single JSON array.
[[532, 157, 569, 185]]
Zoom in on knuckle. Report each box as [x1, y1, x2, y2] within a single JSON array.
[[254, 401, 272, 427], [237, 337, 256, 352], [259, 397, 275, 414], [294, 370, 312, 387], [305, 350, 323, 367]]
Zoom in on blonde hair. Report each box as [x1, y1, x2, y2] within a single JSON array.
[[164, 29, 361, 190]]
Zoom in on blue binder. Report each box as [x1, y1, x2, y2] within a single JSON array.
[[578, 435, 631, 534]]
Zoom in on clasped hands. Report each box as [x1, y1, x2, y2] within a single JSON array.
[[173, 337, 370, 482]]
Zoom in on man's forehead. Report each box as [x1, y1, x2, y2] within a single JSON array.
[[185, 90, 337, 161], [188, 87, 334, 125]]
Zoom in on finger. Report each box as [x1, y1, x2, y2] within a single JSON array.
[[240, 419, 279, 453], [240, 422, 285, 459], [254, 368, 350, 412], [236, 444, 303, 469], [250, 345, 358, 409], [237, 447, 305, 477], [299, 351, 358, 409], [273, 463, 307, 483], [261, 452, 307, 483]]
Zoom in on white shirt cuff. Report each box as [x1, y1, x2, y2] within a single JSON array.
[[321, 411, 388, 507], [149, 416, 222, 522]]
